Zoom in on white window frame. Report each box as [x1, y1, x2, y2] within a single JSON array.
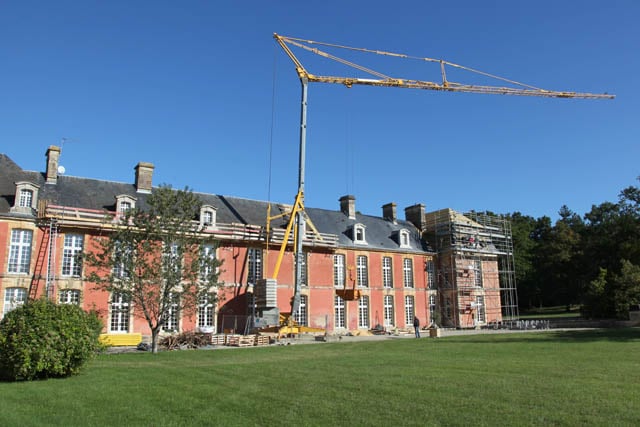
[[334, 295, 345, 329], [476, 295, 486, 324], [201, 244, 216, 279], [383, 295, 394, 327], [59, 289, 80, 305], [333, 254, 345, 289], [8, 229, 33, 274], [427, 260, 436, 289], [356, 255, 368, 288], [162, 293, 180, 332], [110, 292, 130, 333], [198, 294, 215, 330], [299, 251, 308, 287], [19, 189, 33, 208], [473, 259, 483, 288], [200, 205, 217, 228], [382, 256, 393, 288], [399, 229, 410, 248], [62, 234, 84, 277], [3, 287, 27, 319], [354, 223, 367, 244], [293, 295, 308, 326], [247, 248, 262, 285], [403, 258, 414, 288], [115, 195, 136, 216], [358, 295, 370, 329], [404, 295, 415, 326], [429, 294, 437, 323]]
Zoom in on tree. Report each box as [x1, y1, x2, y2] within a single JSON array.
[[85, 185, 223, 353]]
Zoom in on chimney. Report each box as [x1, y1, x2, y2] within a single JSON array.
[[382, 202, 397, 224], [45, 145, 61, 184], [405, 203, 426, 231], [339, 195, 356, 219], [135, 162, 154, 193]]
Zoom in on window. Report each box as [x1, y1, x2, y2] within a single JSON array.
[[115, 195, 136, 216], [200, 205, 216, 228], [476, 296, 486, 324], [247, 248, 262, 285], [403, 258, 414, 288], [110, 292, 130, 332], [354, 224, 366, 244], [334, 296, 345, 329], [384, 295, 394, 327], [429, 294, 437, 323], [356, 255, 368, 287], [358, 295, 370, 329], [201, 244, 216, 279], [19, 189, 33, 208], [203, 211, 213, 225], [426, 260, 436, 289], [399, 229, 410, 248], [59, 289, 80, 305], [298, 251, 308, 286], [404, 295, 415, 326], [198, 294, 215, 330], [473, 260, 483, 287], [444, 297, 452, 319], [62, 234, 83, 277], [113, 242, 132, 279], [165, 243, 181, 275], [8, 229, 32, 274], [382, 256, 393, 288], [333, 254, 345, 288], [293, 295, 308, 326], [119, 201, 132, 214], [3, 288, 26, 318], [162, 293, 180, 332]]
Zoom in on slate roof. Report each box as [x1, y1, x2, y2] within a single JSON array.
[[0, 152, 432, 254]]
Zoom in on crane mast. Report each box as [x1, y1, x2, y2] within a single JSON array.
[[271, 32, 614, 325]]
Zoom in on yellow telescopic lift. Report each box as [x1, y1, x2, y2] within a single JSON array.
[[262, 33, 613, 335]]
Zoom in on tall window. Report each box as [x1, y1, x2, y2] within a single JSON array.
[[3, 288, 26, 318], [110, 292, 130, 332], [426, 260, 436, 289], [473, 260, 483, 287], [8, 229, 32, 274], [404, 295, 415, 326], [383, 295, 395, 327], [429, 294, 437, 324], [403, 258, 414, 288], [119, 201, 132, 214], [334, 296, 345, 329], [247, 248, 262, 285], [399, 229, 410, 248], [59, 289, 80, 305], [354, 224, 366, 243], [201, 244, 216, 279], [198, 294, 215, 329], [476, 296, 486, 324], [358, 295, 370, 328], [333, 254, 345, 288], [293, 295, 308, 326], [298, 251, 308, 286], [113, 242, 132, 279], [162, 293, 180, 332], [356, 255, 368, 288], [62, 234, 83, 277], [164, 243, 181, 275], [19, 189, 33, 208], [202, 210, 214, 225], [382, 256, 393, 288]]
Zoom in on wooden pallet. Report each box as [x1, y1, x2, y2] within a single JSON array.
[[210, 335, 226, 346], [254, 335, 270, 346], [226, 335, 255, 347]]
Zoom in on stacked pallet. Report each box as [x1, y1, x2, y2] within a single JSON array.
[[210, 335, 226, 346], [254, 335, 270, 346], [226, 335, 255, 347]]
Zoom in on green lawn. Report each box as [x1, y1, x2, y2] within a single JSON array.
[[1, 329, 639, 426]]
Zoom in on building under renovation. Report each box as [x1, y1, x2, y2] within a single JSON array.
[[0, 146, 518, 344]]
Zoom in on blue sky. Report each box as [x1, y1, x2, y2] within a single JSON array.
[[1, 1, 638, 221]]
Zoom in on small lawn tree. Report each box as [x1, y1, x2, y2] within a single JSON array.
[[85, 185, 223, 353]]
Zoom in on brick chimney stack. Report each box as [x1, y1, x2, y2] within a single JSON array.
[[135, 162, 154, 193], [382, 202, 397, 224], [339, 195, 356, 219], [45, 145, 61, 184], [405, 203, 426, 231]]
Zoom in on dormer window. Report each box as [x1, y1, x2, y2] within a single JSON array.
[[353, 223, 366, 244], [399, 229, 410, 248], [11, 182, 40, 214], [115, 195, 136, 217], [200, 205, 217, 228]]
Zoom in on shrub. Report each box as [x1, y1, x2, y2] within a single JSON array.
[[0, 298, 103, 381]]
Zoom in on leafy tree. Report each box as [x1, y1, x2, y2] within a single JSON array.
[[85, 186, 223, 353]]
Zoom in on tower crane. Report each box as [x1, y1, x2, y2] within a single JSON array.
[[266, 33, 614, 332]]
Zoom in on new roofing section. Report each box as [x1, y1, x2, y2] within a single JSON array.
[[0, 152, 432, 254]]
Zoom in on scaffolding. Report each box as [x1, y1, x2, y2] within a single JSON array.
[[424, 209, 519, 328]]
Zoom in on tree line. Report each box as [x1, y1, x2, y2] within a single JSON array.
[[505, 178, 640, 319]]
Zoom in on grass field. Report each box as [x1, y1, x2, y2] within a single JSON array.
[[1, 328, 639, 426]]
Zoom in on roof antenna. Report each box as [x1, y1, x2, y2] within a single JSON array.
[[58, 137, 77, 175]]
